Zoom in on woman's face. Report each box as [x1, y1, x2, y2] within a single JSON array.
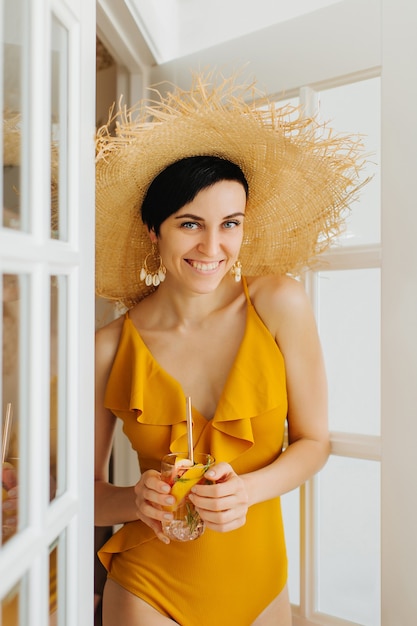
[[153, 180, 246, 294]]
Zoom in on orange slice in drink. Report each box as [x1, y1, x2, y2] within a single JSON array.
[[167, 463, 206, 509]]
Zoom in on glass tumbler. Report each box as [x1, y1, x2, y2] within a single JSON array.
[[161, 452, 214, 542]]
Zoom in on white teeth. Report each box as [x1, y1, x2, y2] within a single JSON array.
[[189, 261, 219, 271]]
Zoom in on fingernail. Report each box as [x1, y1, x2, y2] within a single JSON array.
[[165, 496, 175, 505], [206, 470, 215, 477], [161, 484, 170, 493], [164, 513, 173, 520]]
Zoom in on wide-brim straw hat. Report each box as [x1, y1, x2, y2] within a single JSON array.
[[96, 70, 367, 307]]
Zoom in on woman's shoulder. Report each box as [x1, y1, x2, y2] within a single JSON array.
[[247, 274, 308, 308], [246, 274, 312, 337], [96, 310, 125, 336], [95, 312, 126, 364]]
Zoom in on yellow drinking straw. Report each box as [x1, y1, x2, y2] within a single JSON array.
[[1, 402, 13, 464]]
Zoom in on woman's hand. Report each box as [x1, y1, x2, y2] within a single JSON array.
[[133, 469, 175, 543], [188, 462, 249, 532], [2, 462, 18, 540]]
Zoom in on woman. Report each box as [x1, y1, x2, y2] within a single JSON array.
[[94, 72, 365, 626]]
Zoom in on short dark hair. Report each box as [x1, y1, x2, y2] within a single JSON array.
[[141, 156, 248, 235]]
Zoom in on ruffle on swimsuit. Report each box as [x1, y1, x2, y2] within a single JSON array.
[[103, 296, 287, 470]]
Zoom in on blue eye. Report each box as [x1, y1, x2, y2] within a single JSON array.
[[180, 221, 199, 230], [223, 220, 241, 229]]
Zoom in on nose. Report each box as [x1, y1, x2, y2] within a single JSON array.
[[198, 228, 221, 257]]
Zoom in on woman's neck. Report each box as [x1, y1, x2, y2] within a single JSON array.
[[135, 275, 243, 330]]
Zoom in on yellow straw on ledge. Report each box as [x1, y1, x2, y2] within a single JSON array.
[[1, 402, 13, 464]]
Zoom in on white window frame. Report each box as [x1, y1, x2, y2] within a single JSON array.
[[0, 0, 95, 624]]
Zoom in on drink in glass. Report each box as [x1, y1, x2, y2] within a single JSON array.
[[161, 452, 214, 542]]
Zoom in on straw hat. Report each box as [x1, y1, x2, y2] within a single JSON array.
[[96, 70, 367, 307]]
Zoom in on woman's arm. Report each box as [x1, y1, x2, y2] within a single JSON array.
[[242, 274, 329, 505], [94, 321, 139, 527], [94, 321, 176, 541], [189, 275, 329, 530]]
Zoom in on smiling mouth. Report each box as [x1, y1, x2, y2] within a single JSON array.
[[186, 260, 221, 272]]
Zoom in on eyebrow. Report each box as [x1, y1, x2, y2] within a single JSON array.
[[174, 212, 245, 221]]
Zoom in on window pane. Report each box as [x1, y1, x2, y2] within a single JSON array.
[[317, 268, 381, 435], [282, 487, 300, 606], [1, 579, 22, 625], [2, 0, 29, 231], [50, 15, 69, 240], [2, 273, 29, 544], [3, 114, 22, 230], [319, 78, 381, 246], [316, 456, 380, 625], [54, 531, 68, 623], [50, 276, 67, 500]]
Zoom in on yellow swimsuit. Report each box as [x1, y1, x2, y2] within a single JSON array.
[[99, 278, 288, 625]]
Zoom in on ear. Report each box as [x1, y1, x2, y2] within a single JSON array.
[[148, 228, 158, 244]]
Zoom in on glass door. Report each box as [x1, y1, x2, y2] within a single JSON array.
[[1, 0, 95, 624]]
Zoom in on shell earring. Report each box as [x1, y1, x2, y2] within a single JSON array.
[[139, 245, 167, 287], [231, 260, 242, 283]]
